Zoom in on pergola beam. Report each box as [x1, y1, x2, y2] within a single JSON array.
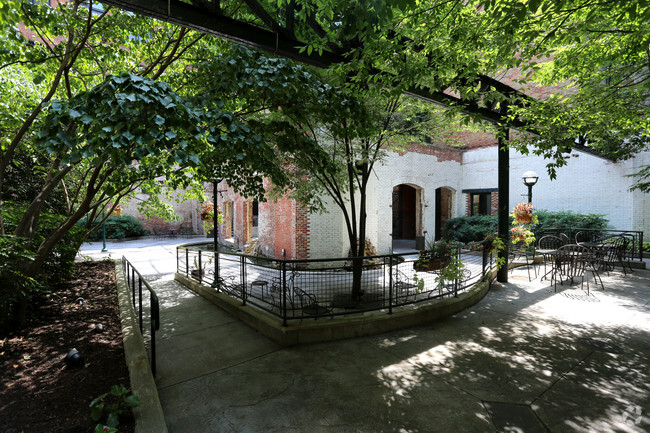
[[100, 0, 529, 128]]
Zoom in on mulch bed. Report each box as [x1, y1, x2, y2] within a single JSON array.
[[0, 260, 136, 433]]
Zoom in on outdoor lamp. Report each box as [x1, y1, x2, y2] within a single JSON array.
[[522, 170, 539, 203]]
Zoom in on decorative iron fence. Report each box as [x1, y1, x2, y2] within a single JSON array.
[[123, 256, 160, 376], [177, 242, 493, 325]]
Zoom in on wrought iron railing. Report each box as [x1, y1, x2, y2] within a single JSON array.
[[122, 256, 160, 376], [177, 242, 494, 325]]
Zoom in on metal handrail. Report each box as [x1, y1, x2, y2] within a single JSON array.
[[122, 256, 160, 376], [176, 241, 495, 324]]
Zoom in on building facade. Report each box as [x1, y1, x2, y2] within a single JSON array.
[[215, 140, 649, 260]]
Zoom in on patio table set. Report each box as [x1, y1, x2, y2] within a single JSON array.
[[522, 231, 634, 294]]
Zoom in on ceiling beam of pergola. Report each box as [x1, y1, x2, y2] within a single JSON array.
[[100, 0, 529, 127]]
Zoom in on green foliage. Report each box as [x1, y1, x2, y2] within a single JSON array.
[[2, 201, 83, 286], [443, 215, 498, 243], [642, 242, 650, 253], [413, 239, 465, 292], [90, 384, 140, 431], [443, 211, 609, 243], [80, 215, 146, 241], [533, 210, 609, 234], [0, 235, 42, 328]]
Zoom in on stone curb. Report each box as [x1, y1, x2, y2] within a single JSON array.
[[175, 269, 496, 346], [114, 260, 168, 433]]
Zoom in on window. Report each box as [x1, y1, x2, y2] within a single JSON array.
[[463, 188, 497, 216], [470, 193, 490, 216]]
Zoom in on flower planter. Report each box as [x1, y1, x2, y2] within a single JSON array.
[[413, 258, 450, 272], [515, 214, 532, 223], [191, 269, 203, 281]]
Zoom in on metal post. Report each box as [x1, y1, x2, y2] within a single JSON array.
[[281, 249, 287, 327], [150, 293, 159, 377], [213, 179, 221, 287], [198, 250, 202, 281], [388, 255, 393, 314], [138, 278, 143, 331], [527, 184, 533, 204], [241, 255, 246, 306], [497, 125, 510, 283]]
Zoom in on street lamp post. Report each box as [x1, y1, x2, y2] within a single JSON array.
[[522, 170, 539, 203]]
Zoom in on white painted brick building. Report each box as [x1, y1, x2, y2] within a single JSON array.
[[214, 141, 649, 259]]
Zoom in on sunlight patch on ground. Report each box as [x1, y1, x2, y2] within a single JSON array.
[[376, 361, 423, 397]]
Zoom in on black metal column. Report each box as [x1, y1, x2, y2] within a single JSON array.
[[213, 179, 221, 287], [497, 126, 510, 283]]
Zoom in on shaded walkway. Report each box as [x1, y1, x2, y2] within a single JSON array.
[[81, 239, 650, 432]]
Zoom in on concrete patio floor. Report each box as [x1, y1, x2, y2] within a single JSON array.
[[81, 238, 650, 432]]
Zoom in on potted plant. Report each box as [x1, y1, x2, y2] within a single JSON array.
[[511, 202, 538, 224], [414, 239, 455, 272], [412, 238, 465, 292], [190, 255, 213, 281], [510, 225, 535, 245], [482, 233, 507, 270], [200, 202, 214, 222], [202, 204, 223, 237]]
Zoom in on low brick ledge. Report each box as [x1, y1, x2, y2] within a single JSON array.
[[115, 260, 168, 433], [175, 270, 496, 346]]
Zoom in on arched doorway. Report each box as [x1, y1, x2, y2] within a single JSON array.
[[392, 184, 423, 250], [435, 187, 454, 240]]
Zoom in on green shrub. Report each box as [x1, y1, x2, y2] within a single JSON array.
[[443, 211, 609, 243], [442, 215, 497, 243], [533, 210, 609, 239], [82, 215, 146, 241], [0, 235, 44, 328], [2, 202, 84, 286], [1, 202, 85, 328]]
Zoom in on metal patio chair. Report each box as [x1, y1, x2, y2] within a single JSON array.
[[509, 241, 537, 281], [537, 235, 562, 280], [601, 236, 631, 275], [551, 244, 591, 294], [294, 288, 331, 319]]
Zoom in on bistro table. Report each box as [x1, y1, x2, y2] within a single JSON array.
[[251, 280, 269, 299]]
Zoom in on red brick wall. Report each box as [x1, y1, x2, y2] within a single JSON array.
[[273, 196, 295, 259], [490, 192, 499, 216], [295, 205, 310, 260], [397, 142, 463, 163]]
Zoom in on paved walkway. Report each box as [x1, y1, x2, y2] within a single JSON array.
[[80, 239, 650, 432]]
